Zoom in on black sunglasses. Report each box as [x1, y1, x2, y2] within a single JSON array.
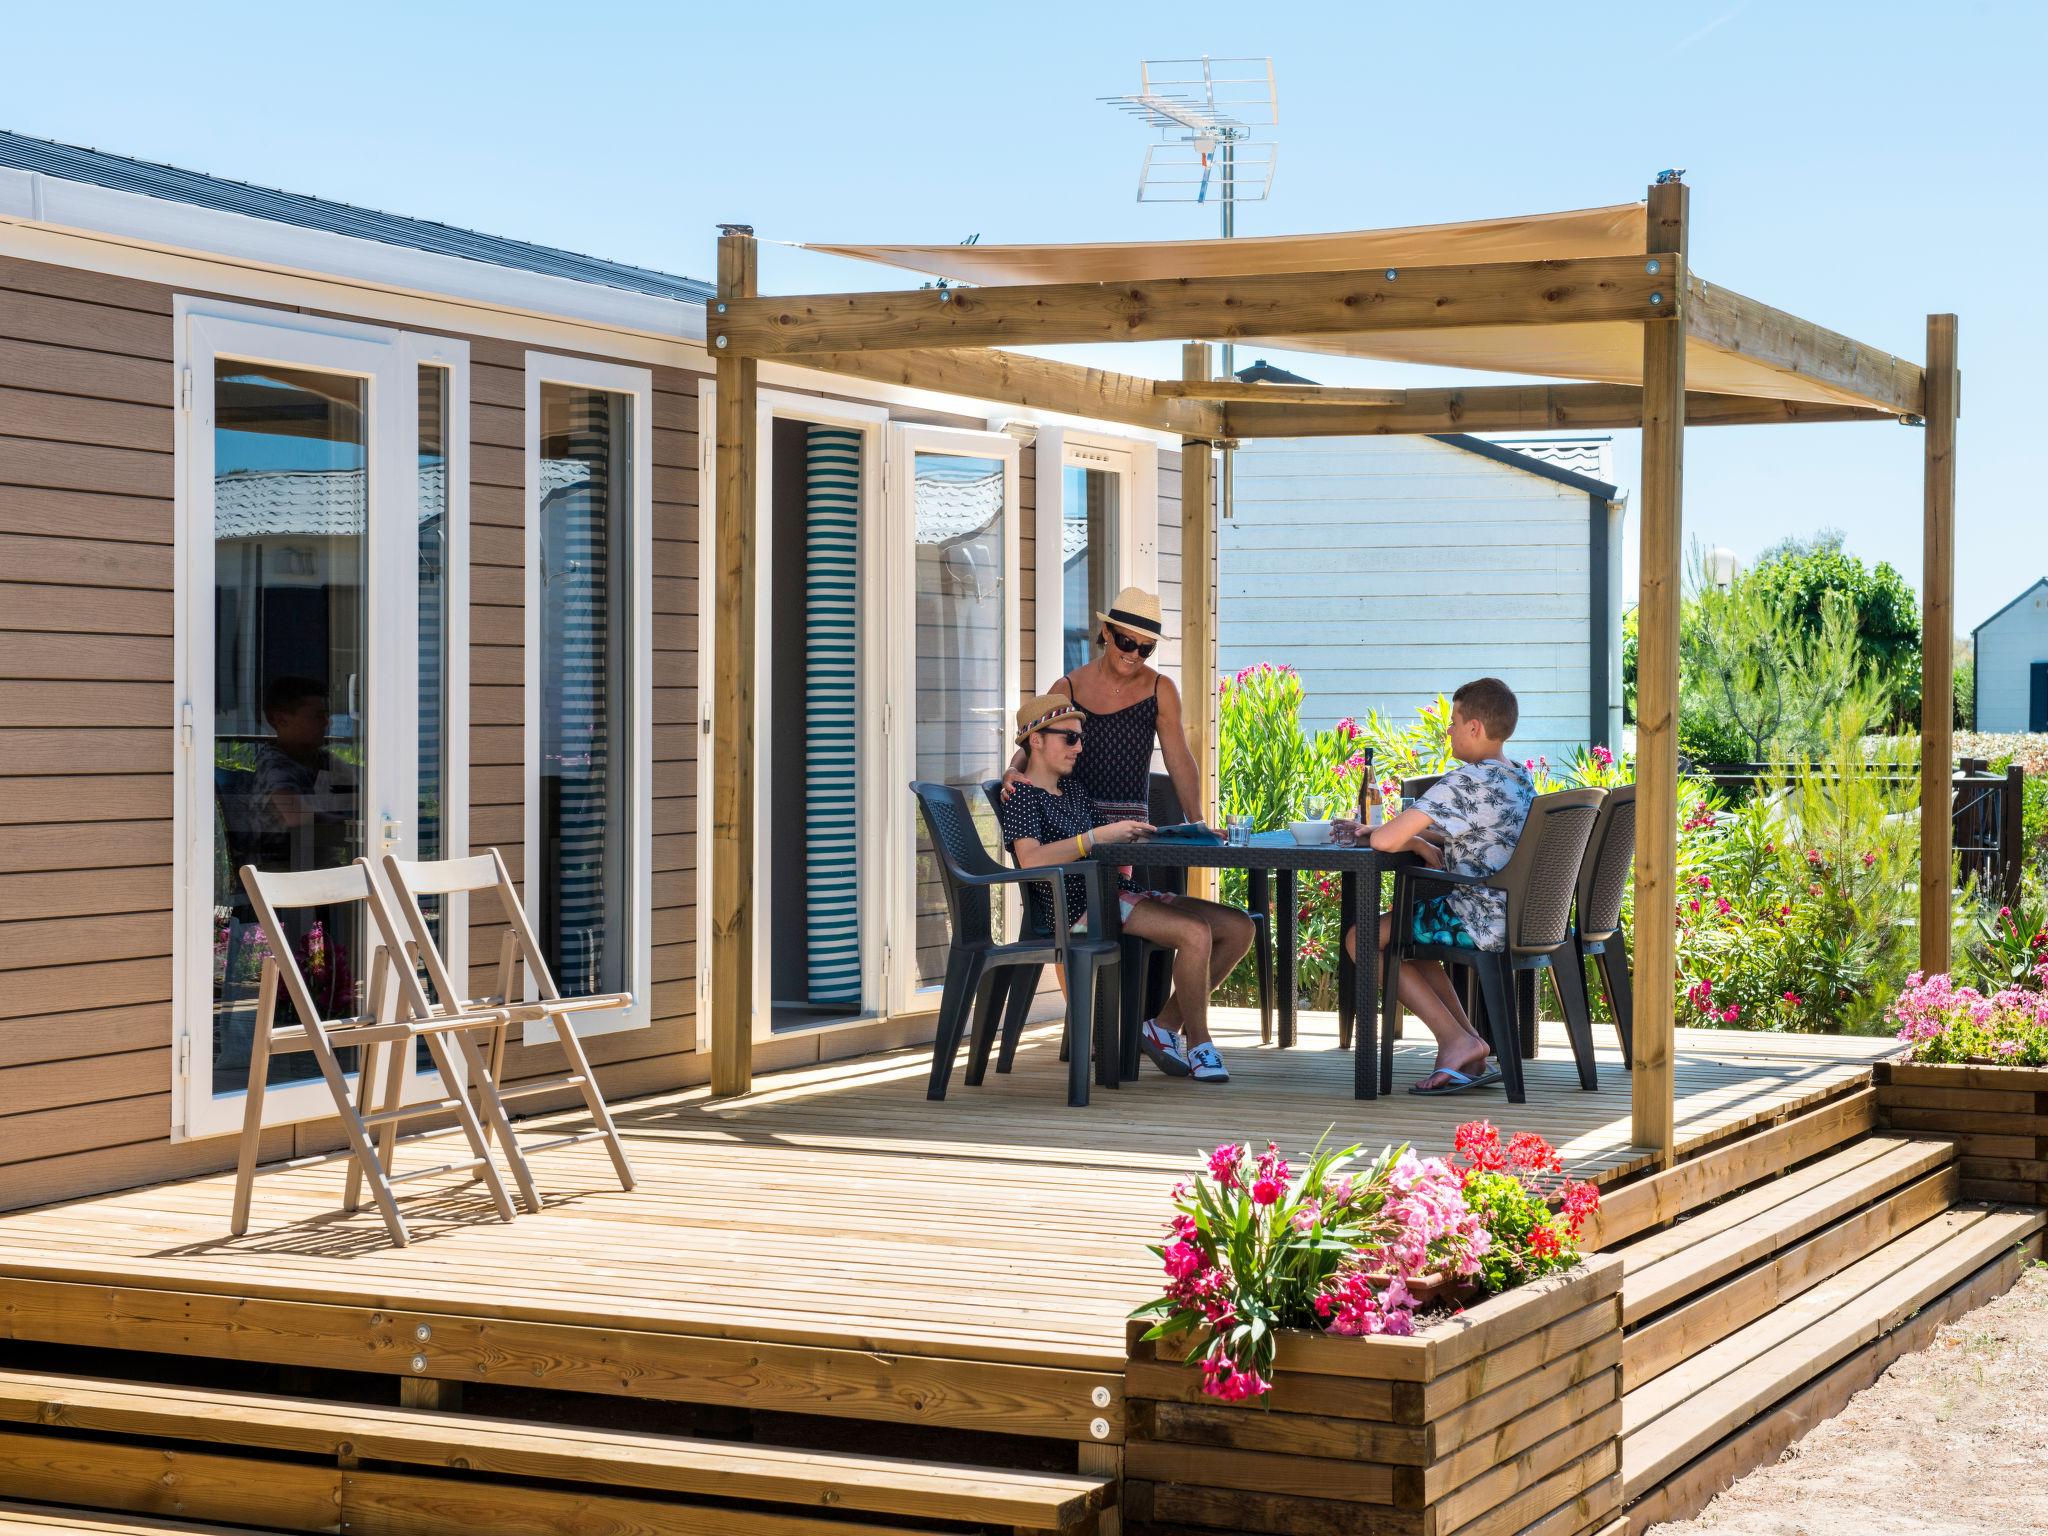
[[1103, 629, 1157, 658], [1039, 728, 1085, 747]]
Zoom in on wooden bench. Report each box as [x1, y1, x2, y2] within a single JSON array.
[[0, 1370, 1114, 1535]]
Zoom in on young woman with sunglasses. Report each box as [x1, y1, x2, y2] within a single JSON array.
[[999, 588, 1250, 1082], [998, 695, 1253, 1083]]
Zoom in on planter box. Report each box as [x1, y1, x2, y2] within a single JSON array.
[[1875, 1060, 2048, 1205], [1123, 1253, 1622, 1536]]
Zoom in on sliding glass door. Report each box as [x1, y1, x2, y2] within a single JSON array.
[[178, 308, 464, 1139]]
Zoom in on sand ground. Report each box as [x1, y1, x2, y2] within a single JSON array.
[[1648, 1260, 2048, 1536]]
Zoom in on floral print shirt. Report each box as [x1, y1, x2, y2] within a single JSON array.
[[1415, 757, 1536, 951]]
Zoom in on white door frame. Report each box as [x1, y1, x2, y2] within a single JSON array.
[[694, 384, 890, 1047], [884, 422, 1023, 1018], [521, 352, 655, 1045], [172, 299, 439, 1140], [1016, 423, 1158, 693]]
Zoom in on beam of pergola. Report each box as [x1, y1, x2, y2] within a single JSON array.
[[800, 347, 1224, 437], [1686, 279, 1925, 417], [1223, 384, 1898, 437], [711, 255, 1677, 356], [1154, 379, 1407, 405]]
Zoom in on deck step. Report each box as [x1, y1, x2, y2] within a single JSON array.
[[1620, 1202, 2046, 1503], [0, 1504, 295, 1536], [0, 1371, 1113, 1534], [1620, 1136, 1954, 1324]]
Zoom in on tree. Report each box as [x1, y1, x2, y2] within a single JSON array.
[[1747, 530, 1921, 726]]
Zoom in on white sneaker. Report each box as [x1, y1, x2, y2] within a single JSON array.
[[1187, 1042, 1230, 1083], [1138, 1019, 1190, 1077]]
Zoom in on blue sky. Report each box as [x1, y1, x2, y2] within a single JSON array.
[[12, 1, 2041, 631]]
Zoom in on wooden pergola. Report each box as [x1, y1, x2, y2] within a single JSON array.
[[704, 182, 1959, 1162]]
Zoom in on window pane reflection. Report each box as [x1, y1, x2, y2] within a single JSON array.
[[210, 362, 367, 1090], [912, 451, 1006, 982], [1062, 464, 1120, 675]]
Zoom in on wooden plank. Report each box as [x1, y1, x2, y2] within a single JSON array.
[[1879, 1061, 2048, 1092], [709, 231, 758, 1099], [1422, 1367, 1618, 1504], [1134, 1478, 1423, 1536], [1437, 1437, 1617, 1536], [0, 1501, 297, 1535], [1920, 312, 1959, 973], [0, 535, 170, 591], [1419, 1297, 1621, 1424], [1125, 1358, 1413, 1425], [0, 1431, 342, 1530], [1620, 1138, 1952, 1322], [1623, 1237, 2031, 1530], [1135, 1399, 1430, 1465], [1427, 1401, 1619, 1533], [1686, 278, 1926, 417], [1225, 385, 1895, 438], [0, 1371, 1109, 1527], [803, 347, 1222, 437], [1623, 1167, 1957, 1392], [0, 775, 171, 824], [1631, 180, 1686, 1167], [1429, 1330, 1622, 1460], [0, 1276, 1120, 1441], [1428, 1254, 1622, 1375], [1878, 1083, 2046, 1115], [1588, 1087, 1876, 1250], [713, 255, 1677, 357], [1124, 1439, 1395, 1506], [1162, 379, 1409, 404]]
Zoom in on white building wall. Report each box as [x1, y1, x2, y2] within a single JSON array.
[[1220, 435, 1614, 763], [1975, 580, 2048, 731]]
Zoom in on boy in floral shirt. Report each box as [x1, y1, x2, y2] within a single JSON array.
[[1339, 677, 1535, 1094]]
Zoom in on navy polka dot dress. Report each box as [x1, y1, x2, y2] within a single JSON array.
[[1057, 673, 1158, 824]]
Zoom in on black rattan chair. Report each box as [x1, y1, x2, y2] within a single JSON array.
[[914, 782, 1121, 1107], [1567, 784, 1637, 1064], [1378, 786, 1606, 1104]]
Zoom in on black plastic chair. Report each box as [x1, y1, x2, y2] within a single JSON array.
[[913, 782, 1122, 1107], [1567, 784, 1637, 1064], [978, 779, 1148, 1083], [1140, 773, 1275, 1046], [1378, 786, 1606, 1104]]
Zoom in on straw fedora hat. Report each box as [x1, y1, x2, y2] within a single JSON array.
[[1096, 585, 1165, 641], [1015, 691, 1086, 745]]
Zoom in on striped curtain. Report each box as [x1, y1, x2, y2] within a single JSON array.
[[804, 427, 861, 1006]]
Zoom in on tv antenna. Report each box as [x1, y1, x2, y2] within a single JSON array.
[[1102, 56, 1277, 519]]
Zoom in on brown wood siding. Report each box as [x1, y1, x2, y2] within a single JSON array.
[[0, 251, 1118, 1211], [0, 253, 179, 1204]]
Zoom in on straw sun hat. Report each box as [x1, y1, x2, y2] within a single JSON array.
[[1095, 585, 1165, 641], [1015, 692, 1086, 746]]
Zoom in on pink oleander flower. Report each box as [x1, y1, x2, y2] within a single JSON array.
[[1250, 1176, 1284, 1206], [1722, 1006, 1741, 1024], [1292, 1199, 1323, 1234], [1207, 1143, 1244, 1188], [1862, 851, 1878, 868], [1335, 716, 1359, 739], [1591, 744, 1615, 766], [1783, 991, 1803, 1006], [1162, 1241, 1203, 1284], [1715, 897, 1734, 917], [1805, 848, 1825, 866], [1696, 874, 1713, 889]]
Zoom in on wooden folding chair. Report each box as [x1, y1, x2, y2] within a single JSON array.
[[377, 850, 637, 1201], [230, 863, 519, 1247]]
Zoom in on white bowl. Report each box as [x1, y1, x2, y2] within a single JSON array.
[[1288, 819, 1333, 845]]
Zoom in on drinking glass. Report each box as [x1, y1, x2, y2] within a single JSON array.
[[1226, 813, 1252, 847], [1303, 795, 1326, 822]]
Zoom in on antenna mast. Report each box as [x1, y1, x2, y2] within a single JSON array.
[[1102, 55, 1277, 518]]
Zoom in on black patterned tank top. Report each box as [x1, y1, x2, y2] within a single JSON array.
[[1057, 673, 1159, 822]]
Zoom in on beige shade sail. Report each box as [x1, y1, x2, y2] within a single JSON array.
[[800, 203, 1905, 410]]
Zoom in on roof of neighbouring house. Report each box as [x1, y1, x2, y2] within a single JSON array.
[[1973, 577, 2048, 639], [0, 129, 716, 304]]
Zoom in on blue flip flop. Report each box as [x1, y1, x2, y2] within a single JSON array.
[[1407, 1065, 1503, 1096]]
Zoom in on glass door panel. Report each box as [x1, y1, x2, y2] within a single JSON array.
[[1061, 462, 1121, 675], [909, 447, 1011, 987], [209, 361, 369, 1090]]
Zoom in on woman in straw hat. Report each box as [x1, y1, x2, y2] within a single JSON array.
[[1000, 589, 1250, 1083]]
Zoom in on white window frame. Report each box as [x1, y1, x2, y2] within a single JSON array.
[[522, 352, 654, 1044], [884, 422, 1023, 1017], [694, 384, 890, 1047], [1023, 423, 1158, 692], [172, 299, 468, 1139]]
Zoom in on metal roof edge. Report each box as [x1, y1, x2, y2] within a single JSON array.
[[1429, 433, 1621, 500], [1972, 576, 2048, 642]]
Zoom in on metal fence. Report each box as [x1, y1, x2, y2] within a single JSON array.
[[1689, 758, 2027, 905]]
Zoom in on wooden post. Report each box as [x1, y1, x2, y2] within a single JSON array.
[[1181, 343, 1219, 902], [1632, 183, 1688, 1166], [710, 231, 760, 1098], [1920, 314, 1959, 974]]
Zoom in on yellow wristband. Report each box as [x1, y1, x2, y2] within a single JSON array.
[[1075, 833, 1088, 859]]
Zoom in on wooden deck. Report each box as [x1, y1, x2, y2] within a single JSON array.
[[0, 1014, 1891, 1401]]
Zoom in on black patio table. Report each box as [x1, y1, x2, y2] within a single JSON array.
[[1106, 830, 1406, 1099]]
